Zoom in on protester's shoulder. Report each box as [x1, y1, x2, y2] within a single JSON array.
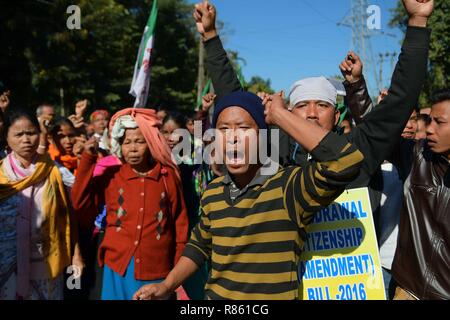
[[275, 166, 302, 184], [415, 140, 435, 163], [204, 175, 226, 191], [199, 175, 226, 203]]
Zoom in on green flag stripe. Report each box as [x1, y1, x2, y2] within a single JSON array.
[[197, 79, 212, 108], [138, 0, 158, 68]]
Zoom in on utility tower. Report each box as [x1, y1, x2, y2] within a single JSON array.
[[337, 0, 395, 96]]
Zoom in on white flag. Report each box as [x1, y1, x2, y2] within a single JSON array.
[[130, 0, 158, 108]]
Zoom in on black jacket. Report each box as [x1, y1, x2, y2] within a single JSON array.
[[391, 141, 450, 300]]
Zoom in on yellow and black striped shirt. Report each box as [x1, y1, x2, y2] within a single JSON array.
[[182, 132, 364, 300]]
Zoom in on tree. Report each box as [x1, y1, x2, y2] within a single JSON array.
[[0, 0, 199, 114], [246, 76, 275, 95], [390, 0, 449, 107]]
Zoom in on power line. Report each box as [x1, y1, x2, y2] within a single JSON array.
[[301, 0, 337, 25]]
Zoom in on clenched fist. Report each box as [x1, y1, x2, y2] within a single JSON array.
[[403, 0, 434, 27], [340, 51, 363, 84], [194, 1, 217, 40]]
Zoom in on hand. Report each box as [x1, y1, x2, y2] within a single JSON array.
[[377, 88, 389, 104], [202, 93, 216, 112], [71, 255, 85, 279], [68, 114, 86, 129], [257, 91, 270, 101], [0, 90, 10, 112], [38, 115, 53, 135], [258, 91, 284, 101], [263, 94, 287, 126], [340, 51, 363, 84], [75, 100, 88, 118], [73, 136, 87, 158], [194, 1, 217, 40], [84, 136, 99, 156], [132, 282, 172, 300], [403, 0, 434, 27]]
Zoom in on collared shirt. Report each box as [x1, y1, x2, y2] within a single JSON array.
[[221, 160, 278, 203], [72, 152, 189, 281]]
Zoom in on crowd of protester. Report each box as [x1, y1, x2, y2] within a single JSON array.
[[0, 0, 448, 301]]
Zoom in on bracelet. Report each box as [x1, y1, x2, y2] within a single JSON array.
[[38, 145, 47, 150]]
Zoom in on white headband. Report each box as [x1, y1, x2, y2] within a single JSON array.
[[289, 76, 337, 108], [110, 115, 138, 159]]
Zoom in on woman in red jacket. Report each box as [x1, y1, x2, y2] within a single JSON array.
[[71, 108, 189, 300]]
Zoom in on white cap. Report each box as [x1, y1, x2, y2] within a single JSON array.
[[289, 76, 337, 108]]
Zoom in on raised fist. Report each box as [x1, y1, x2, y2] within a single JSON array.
[[194, 1, 217, 40], [402, 0, 434, 27], [340, 51, 363, 84]]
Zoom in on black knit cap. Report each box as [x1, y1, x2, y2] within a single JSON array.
[[212, 91, 267, 129]]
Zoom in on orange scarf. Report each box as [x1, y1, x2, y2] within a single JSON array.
[[48, 143, 78, 175]]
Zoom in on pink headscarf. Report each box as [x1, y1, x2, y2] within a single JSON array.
[[109, 108, 180, 183]]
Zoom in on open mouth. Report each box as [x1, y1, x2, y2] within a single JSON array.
[[226, 150, 245, 166], [402, 132, 415, 138]]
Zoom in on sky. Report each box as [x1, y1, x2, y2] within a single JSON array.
[[187, 0, 405, 97]]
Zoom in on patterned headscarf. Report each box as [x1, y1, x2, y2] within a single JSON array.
[[109, 108, 180, 183]]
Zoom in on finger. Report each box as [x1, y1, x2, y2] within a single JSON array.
[[140, 287, 157, 300], [208, 2, 216, 15], [194, 11, 202, 21], [340, 62, 352, 74], [343, 60, 353, 71], [132, 290, 142, 300], [350, 51, 361, 62], [346, 51, 356, 63]]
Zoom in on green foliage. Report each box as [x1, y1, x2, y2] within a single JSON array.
[[0, 0, 198, 114], [0, 0, 274, 115], [246, 76, 275, 95], [389, 0, 450, 107]]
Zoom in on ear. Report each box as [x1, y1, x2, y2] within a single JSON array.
[[334, 109, 341, 126]]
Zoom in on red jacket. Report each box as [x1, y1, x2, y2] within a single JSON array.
[[71, 152, 189, 281]]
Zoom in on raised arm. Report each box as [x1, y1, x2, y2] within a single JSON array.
[[71, 137, 104, 231], [264, 95, 364, 228], [350, 0, 433, 177], [340, 51, 374, 124], [194, 1, 242, 101]]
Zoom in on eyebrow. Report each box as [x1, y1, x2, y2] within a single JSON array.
[[218, 121, 252, 126], [12, 129, 37, 133]]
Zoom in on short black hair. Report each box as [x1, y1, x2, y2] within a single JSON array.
[[4, 109, 40, 136], [184, 110, 197, 122], [417, 113, 430, 122], [162, 112, 187, 129], [49, 118, 75, 137], [431, 88, 450, 105]]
